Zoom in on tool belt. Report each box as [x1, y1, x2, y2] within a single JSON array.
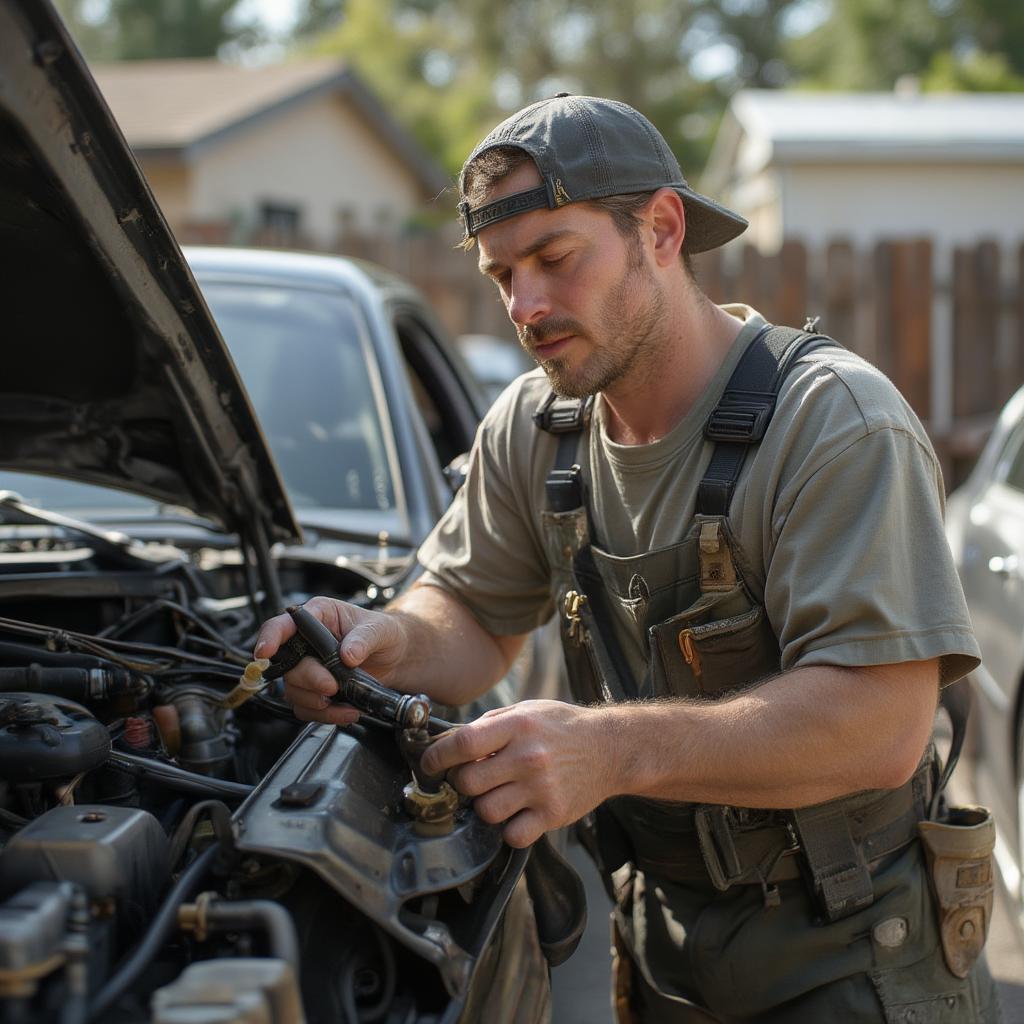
[[628, 754, 933, 912]]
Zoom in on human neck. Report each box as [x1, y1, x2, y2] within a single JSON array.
[[600, 293, 744, 446]]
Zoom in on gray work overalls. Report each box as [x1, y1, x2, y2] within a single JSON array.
[[535, 326, 1001, 1023]]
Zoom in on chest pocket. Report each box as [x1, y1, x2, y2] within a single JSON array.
[[643, 514, 778, 699]]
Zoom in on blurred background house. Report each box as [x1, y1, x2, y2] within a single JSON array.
[[93, 58, 449, 247], [696, 88, 1024, 485], [58, 0, 1024, 482], [703, 89, 1024, 256]]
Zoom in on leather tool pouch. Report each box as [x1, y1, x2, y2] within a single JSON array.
[[917, 806, 996, 979]]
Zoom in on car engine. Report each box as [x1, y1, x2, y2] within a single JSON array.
[[0, 536, 561, 1024]]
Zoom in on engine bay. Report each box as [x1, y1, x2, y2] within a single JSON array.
[[0, 532, 548, 1024]]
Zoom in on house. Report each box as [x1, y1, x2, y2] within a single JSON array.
[[92, 58, 451, 247], [702, 89, 1024, 255]]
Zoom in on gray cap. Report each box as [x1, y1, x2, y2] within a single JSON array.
[[458, 94, 747, 253]]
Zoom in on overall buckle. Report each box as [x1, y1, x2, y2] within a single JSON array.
[[704, 390, 775, 443]]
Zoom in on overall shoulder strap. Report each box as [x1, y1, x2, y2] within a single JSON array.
[[696, 325, 839, 518], [534, 392, 594, 513]]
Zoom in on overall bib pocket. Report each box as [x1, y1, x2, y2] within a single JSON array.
[[648, 585, 780, 699]]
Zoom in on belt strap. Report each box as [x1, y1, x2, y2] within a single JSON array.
[[790, 802, 874, 921], [631, 758, 932, 908]]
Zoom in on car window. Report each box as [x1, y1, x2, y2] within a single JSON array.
[[395, 313, 478, 470], [203, 282, 396, 513]]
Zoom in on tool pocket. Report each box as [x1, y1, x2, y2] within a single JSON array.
[[648, 586, 780, 699], [917, 806, 996, 980]]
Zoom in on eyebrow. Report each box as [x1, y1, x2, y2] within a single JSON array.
[[478, 229, 578, 278]]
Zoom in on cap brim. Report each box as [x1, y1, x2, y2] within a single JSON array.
[[677, 187, 748, 254]]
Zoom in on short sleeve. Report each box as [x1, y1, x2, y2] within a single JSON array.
[[417, 379, 555, 636], [766, 425, 980, 685]]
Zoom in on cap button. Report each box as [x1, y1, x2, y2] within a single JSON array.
[[554, 91, 571, 98]]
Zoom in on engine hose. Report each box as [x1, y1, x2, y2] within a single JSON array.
[[341, 924, 396, 1024], [0, 665, 141, 701], [200, 900, 301, 973], [87, 843, 219, 1022], [105, 751, 253, 801], [167, 800, 234, 870]]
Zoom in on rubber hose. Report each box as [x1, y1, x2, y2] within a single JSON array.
[[167, 800, 234, 871], [86, 844, 219, 1022], [202, 900, 301, 973], [105, 751, 253, 800]]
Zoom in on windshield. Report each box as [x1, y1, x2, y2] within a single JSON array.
[[0, 280, 397, 520], [202, 282, 395, 513]]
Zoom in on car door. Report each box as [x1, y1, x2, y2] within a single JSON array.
[[959, 418, 1024, 817], [391, 304, 484, 484]]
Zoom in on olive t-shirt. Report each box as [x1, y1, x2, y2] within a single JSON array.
[[418, 305, 980, 685]]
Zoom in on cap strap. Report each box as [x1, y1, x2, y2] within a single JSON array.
[[460, 185, 549, 237]]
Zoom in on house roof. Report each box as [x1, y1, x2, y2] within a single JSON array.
[[703, 89, 1024, 192], [92, 58, 449, 197]]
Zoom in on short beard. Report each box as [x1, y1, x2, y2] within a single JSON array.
[[521, 257, 668, 399]]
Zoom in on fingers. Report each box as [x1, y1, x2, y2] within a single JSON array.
[[420, 716, 511, 777], [503, 810, 547, 849], [291, 699, 360, 727], [253, 610, 297, 660], [468, 782, 546, 849], [448, 752, 506, 798], [253, 596, 352, 660], [338, 613, 400, 668]]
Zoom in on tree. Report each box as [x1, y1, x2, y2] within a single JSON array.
[[54, 0, 260, 61], [301, 0, 757, 176], [789, 0, 1024, 92]]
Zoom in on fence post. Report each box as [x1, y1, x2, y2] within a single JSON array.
[[778, 240, 808, 329], [954, 241, 1001, 418], [824, 240, 857, 353]]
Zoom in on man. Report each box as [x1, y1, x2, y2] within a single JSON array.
[[256, 96, 999, 1021]]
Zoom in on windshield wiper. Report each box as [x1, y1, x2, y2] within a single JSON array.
[[0, 492, 173, 570]]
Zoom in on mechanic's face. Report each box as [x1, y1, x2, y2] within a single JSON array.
[[476, 164, 668, 399]]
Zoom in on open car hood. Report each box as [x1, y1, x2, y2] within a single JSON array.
[[0, 0, 300, 544]]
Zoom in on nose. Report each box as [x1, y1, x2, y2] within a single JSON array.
[[506, 270, 551, 329]]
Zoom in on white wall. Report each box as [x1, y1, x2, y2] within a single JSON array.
[[747, 161, 1024, 256], [188, 93, 429, 246]]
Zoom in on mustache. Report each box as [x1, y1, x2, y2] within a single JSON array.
[[518, 317, 585, 349]]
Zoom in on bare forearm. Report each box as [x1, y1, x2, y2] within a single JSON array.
[[600, 661, 939, 808], [384, 582, 525, 705]]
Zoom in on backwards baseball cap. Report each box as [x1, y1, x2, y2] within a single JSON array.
[[458, 94, 747, 254]]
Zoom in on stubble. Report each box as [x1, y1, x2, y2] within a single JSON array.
[[519, 258, 669, 399]]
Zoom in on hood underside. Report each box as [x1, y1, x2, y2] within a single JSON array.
[[0, 0, 299, 544]]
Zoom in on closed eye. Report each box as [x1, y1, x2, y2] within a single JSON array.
[[540, 253, 569, 268]]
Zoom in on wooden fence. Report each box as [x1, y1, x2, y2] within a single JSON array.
[[187, 216, 1021, 491]]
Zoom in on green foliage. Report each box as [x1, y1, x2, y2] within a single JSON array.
[[790, 0, 1024, 92], [923, 49, 1024, 92], [53, 0, 260, 61], [301, 0, 735, 177], [55, 0, 1024, 181]]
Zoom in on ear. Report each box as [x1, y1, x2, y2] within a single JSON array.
[[645, 188, 686, 269]]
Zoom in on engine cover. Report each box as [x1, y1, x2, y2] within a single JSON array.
[[0, 693, 109, 781], [0, 804, 169, 934]]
